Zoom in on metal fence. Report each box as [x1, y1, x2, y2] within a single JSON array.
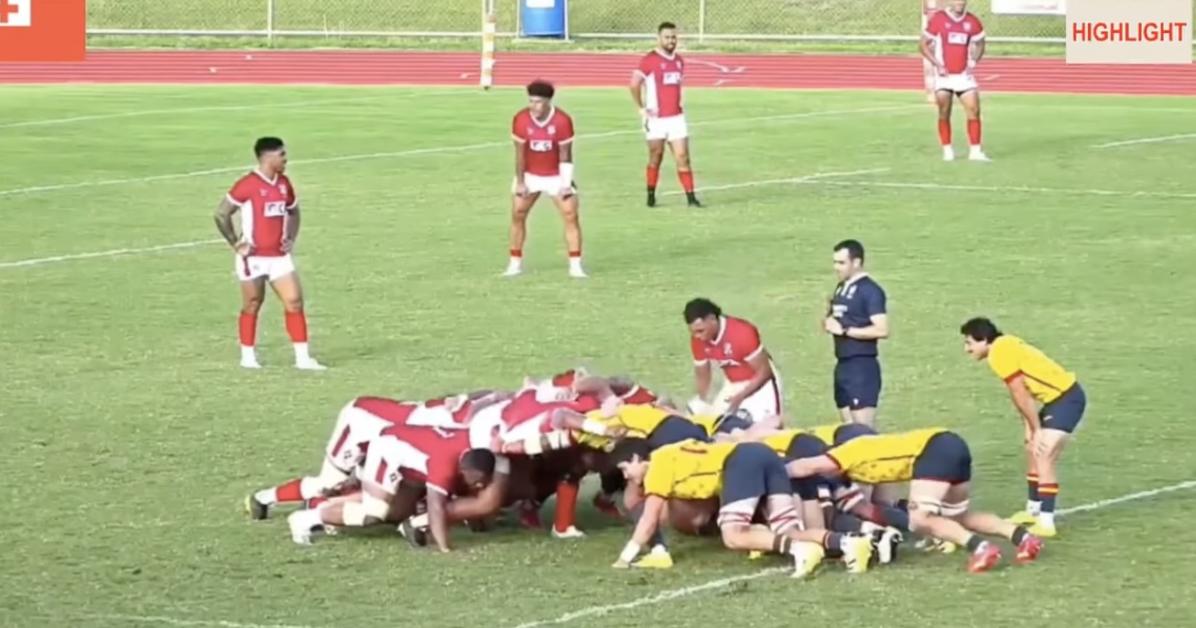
[[86, 0, 1069, 43]]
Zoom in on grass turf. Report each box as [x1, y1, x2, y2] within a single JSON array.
[[2, 85, 1195, 627]]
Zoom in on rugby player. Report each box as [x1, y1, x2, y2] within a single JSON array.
[[920, 0, 990, 161], [213, 137, 325, 370], [785, 428, 1043, 572], [961, 317, 1086, 538], [507, 80, 585, 278], [610, 439, 874, 576], [685, 298, 782, 421]]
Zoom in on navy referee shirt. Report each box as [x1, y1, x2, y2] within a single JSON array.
[[830, 273, 886, 359]]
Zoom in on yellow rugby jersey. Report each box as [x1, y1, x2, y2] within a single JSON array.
[[643, 440, 737, 500], [987, 335, 1076, 404], [760, 429, 805, 456], [689, 413, 724, 437], [826, 428, 948, 484], [572, 404, 673, 451]]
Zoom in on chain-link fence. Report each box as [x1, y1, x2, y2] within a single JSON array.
[[87, 0, 1068, 42]]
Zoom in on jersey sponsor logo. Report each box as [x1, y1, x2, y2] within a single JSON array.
[[263, 201, 288, 217], [529, 139, 554, 152], [831, 304, 849, 317], [948, 31, 970, 44], [662, 71, 683, 85]]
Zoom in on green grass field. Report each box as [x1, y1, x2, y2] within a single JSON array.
[[3, 85, 1196, 628]]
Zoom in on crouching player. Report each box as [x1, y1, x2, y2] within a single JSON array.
[[610, 439, 873, 577], [785, 428, 1043, 572], [286, 424, 502, 550]]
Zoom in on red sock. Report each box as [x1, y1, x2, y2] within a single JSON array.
[[645, 165, 660, 189], [553, 480, 579, 532], [307, 496, 329, 509], [967, 119, 982, 146], [284, 311, 308, 343], [568, 250, 581, 259], [938, 119, 952, 146], [509, 248, 522, 259], [677, 170, 695, 193], [274, 478, 304, 503], [238, 312, 257, 347]]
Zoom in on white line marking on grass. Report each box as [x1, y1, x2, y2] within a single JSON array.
[[0, 90, 469, 130], [811, 179, 1196, 200], [0, 104, 922, 198], [513, 479, 1196, 628], [0, 239, 222, 268], [0, 169, 889, 269], [88, 614, 318, 628], [1093, 132, 1196, 149]]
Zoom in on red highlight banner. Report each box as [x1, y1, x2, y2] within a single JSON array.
[[0, 0, 86, 62]]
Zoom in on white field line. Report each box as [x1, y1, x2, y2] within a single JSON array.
[[86, 614, 318, 628], [0, 89, 470, 130], [9, 167, 1195, 270], [0, 239, 223, 269], [809, 179, 1196, 200], [0, 169, 884, 270], [0, 104, 922, 198], [1093, 132, 1196, 149], [512, 479, 1196, 628]]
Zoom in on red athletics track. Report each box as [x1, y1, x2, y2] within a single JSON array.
[[1, 50, 1194, 95]]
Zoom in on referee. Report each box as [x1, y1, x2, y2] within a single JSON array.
[[823, 239, 889, 427]]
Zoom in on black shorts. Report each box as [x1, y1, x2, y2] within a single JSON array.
[[646, 416, 709, 449], [1041, 383, 1086, 433], [833, 423, 876, 446], [911, 431, 972, 484], [721, 443, 791, 505], [833, 356, 882, 410], [712, 413, 753, 436], [785, 434, 829, 501]]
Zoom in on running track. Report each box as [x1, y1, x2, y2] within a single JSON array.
[[1, 50, 1194, 95]]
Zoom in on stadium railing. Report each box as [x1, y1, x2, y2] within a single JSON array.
[[85, 0, 1071, 45]]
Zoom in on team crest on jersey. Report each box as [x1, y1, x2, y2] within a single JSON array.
[[846, 285, 857, 299], [723, 342, 733, 354], [963, 22, 972, 32], [548, 125, 556, 136], [259, 189, 267, 197], [279, 184, 288, 195]]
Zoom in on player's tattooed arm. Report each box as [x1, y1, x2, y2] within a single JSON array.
[[213, 197, 244, 250], [971, 39, 986, 66]]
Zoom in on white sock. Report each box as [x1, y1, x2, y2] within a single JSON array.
[[569, 256, 583, 270], [970, 145, 983, 153], [255, 488, 277, 505], [649, 544, 669, 555], [1037, 512, 1055, 527], [1026, 500, 1041, 515], [299, 477, 325, 500], [293, 342, 311, 362], [241, 346, 257, 362]]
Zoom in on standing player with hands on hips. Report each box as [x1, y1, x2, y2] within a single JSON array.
[[213, 137, 325, 371], [630, 22, 701, 208], [506, 80, 586, 279], [920, 0, 990, 162]]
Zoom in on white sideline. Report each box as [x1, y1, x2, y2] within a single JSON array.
[[10, 167, 1196, 270], [1093, 132, 1196, 149], [87, 614, 317, 628], [811, 179, 1196, 200], [0, 239, 223, 268], [0, 168, 876, 270], [0, 89, 475, 130], [0, 104, 922, 198], [512, 479, 1196, 628]]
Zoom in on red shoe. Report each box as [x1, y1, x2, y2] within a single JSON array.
[[592, 493, 622, 519], [517, 501, 543, 530], [1015, 535, 1043, 564], [966, 542, 1002, 573]]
